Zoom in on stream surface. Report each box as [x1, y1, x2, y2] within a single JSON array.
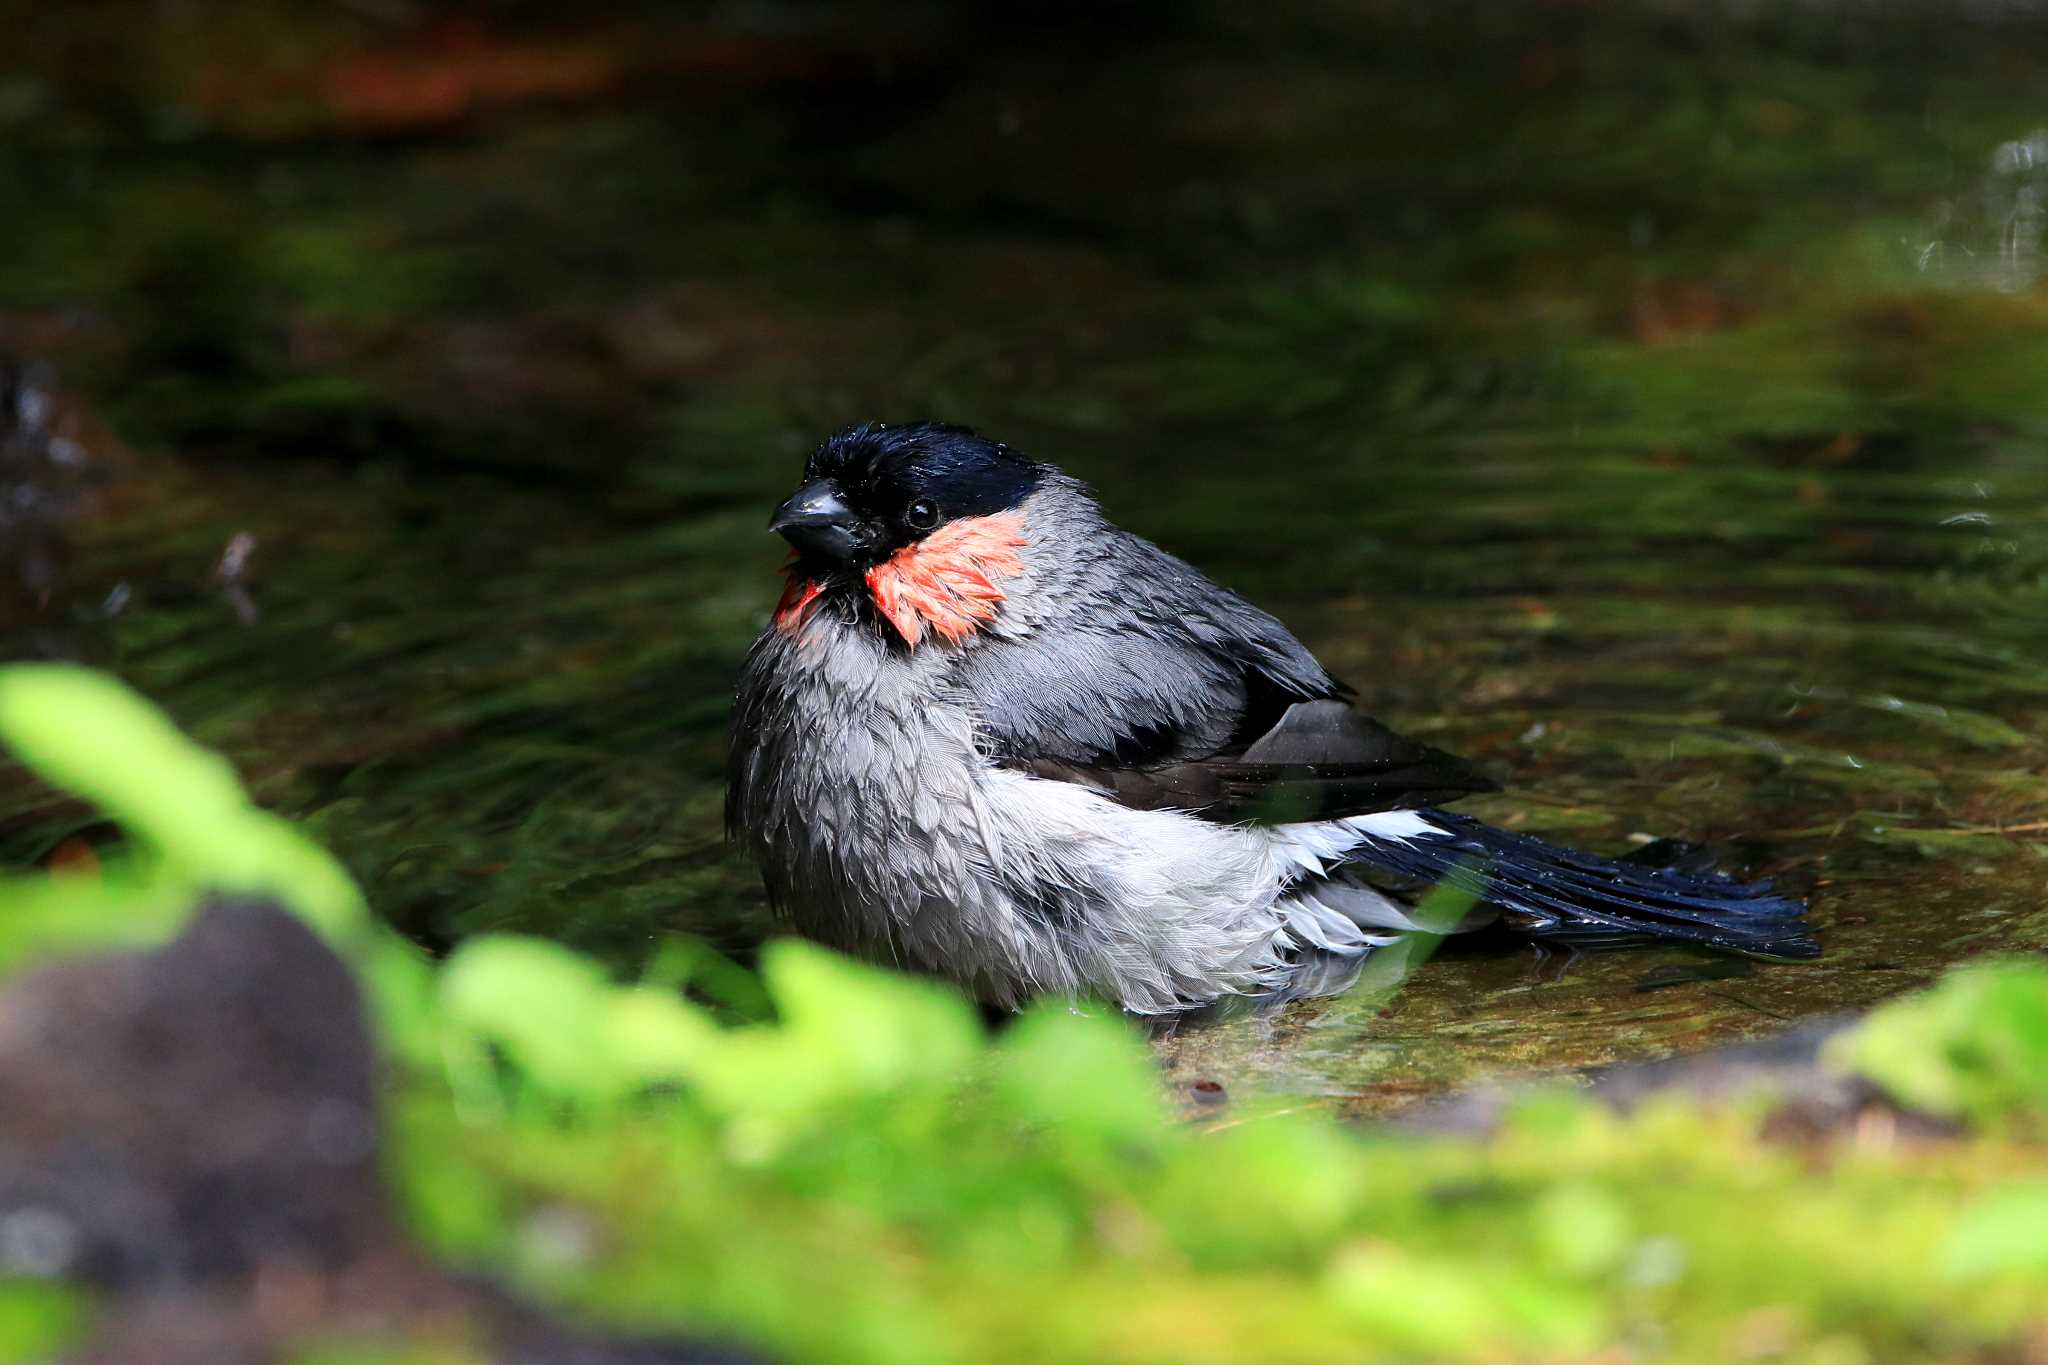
[[3, 1, 2046, 1112]]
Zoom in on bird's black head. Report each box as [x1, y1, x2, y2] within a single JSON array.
[[769, 421, 1046, 570]]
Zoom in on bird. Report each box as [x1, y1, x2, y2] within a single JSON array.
[[727, 422, 1817, 1014]]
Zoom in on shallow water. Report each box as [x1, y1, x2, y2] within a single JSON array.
[[3, 2, 2046, 1111]]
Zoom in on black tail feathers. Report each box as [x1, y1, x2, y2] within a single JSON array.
[[1355, 810, 1819, 960]]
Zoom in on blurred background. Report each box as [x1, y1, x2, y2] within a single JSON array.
[[4, 0, 2048, 1105]]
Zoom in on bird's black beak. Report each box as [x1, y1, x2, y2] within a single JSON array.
[[769, 479, 863, 563]]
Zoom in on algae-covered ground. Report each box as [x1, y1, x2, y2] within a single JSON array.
[[2, 1, 2048, 1359]]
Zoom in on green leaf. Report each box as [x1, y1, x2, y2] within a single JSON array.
[[440, 935, 627, 1104], [1324, 1244, 1602, 1354], [992, 1003, 1166, 1140], [0, 1280, 90, 1363], [1531, 1183, 1632, 1279], [760, 937, 982, 1094], [1945, 1183, 2048, 1281], [0, 664, 365, 942], [1833, 958, 2048, 1128]]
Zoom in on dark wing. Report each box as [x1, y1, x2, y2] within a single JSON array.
[[964, 523, 1494, 824], [1006, 697, 1497, 824], [956, 527, 1348, 767]]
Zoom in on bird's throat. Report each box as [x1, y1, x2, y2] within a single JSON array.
[[773, 575, 827, 634]]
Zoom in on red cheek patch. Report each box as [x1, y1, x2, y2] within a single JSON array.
[[865, 512, 1028, 648]]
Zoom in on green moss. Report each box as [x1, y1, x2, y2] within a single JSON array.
[[0, 1282, 91, 1364]]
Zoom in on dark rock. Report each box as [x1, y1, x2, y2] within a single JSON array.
[[1395, 1016, 1960, 1144], [0, 896, 384, 1287]]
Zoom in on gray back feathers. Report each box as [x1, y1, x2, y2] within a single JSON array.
[[942, 476, 1340, 765]]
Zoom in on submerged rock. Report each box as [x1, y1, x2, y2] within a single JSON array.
[[1395, 1014, 1962, 1146], [0, 353, 81, 613]]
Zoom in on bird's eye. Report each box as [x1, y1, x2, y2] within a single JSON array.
[[904, 499, 940, 531]]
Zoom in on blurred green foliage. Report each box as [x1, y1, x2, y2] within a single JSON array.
[[0, 1281, 89, 1365], [1837, 959, 2048, 1132], [0, 664, 365, 955], [6, 666, 2048, 1363]]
